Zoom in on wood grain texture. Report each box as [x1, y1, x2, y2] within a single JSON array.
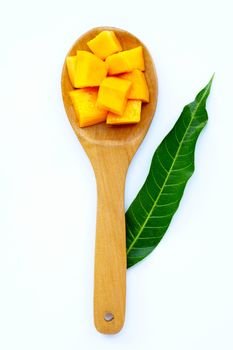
[[61, 26, 158, 334]]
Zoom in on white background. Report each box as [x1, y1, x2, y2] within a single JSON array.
[[0, 0, 233, 349]]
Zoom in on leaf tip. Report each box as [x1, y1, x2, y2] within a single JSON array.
[[209, 73, 215, 85], [201, 74, 214, 100], [206, 73, 215, 91]]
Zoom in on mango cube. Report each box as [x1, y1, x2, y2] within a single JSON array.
[[107, 100, 142, 125], [66, 56, 77, 87], [97, 77, 132, 115], [87, 30, 122, 60], [119, 70, 149, 102], [106, 46, 145, 75], [72, 51, 107, 88], [69, 88, 107, 127]]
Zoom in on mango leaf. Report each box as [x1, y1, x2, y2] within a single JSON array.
[[126, 77, 213, 268]]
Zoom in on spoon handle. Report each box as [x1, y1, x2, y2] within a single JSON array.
[[91, 146, 130, 334]]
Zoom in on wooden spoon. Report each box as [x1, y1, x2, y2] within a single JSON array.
[[61, 27, 158, 334]]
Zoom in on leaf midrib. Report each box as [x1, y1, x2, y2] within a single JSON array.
[[127, 92, 208, 255]]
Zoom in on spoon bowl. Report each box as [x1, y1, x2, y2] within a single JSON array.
[[61, 27, 158, 334]]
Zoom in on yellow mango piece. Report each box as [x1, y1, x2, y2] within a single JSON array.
[[74, 51, 107, 88], [87, 30, 122, 60], [106, 46, 145, 75], [66, 56, 77, 87], [69, 88, 107, 127], [119, 70, 149, 102], [97, 77, 132, 115], [107, 100, 142, 124]]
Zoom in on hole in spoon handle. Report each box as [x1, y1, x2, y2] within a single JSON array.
[[104, 312, 114, 322]]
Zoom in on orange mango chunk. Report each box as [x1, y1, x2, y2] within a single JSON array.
[[106, 46, 145, 75], [69, 88, 107, 127], [119, 69, 149, 102], [107, 100, 142, 125], [74, 51, 107, 88], [87, 30, 122, 60], [66, 56, 77, 87], [97, 77, 132, 115]]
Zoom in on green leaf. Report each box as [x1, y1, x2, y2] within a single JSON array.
[[126, 77, 213, 268]]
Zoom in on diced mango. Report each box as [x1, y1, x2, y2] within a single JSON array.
[[87, 30, 122, 60], [66, 56, 77, 87], [106, 46, 145, 75], [107, 100, 142, 124], [119, 70, 149, 102], [69, 88, 107, 127], [73, 51, 107, 88], [97, 77, 132, 115]]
